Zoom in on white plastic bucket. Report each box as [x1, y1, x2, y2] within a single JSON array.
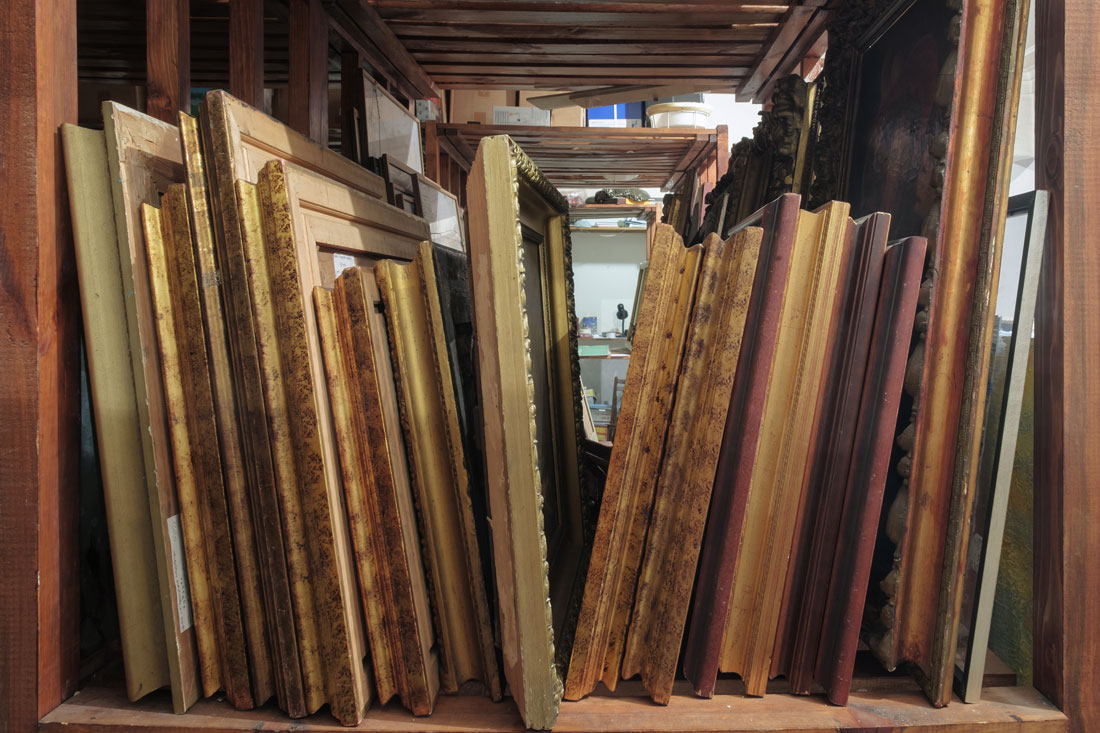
[[646, 102, 713, 128]]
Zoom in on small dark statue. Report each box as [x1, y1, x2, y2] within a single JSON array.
[[616, 303, 629, 334]]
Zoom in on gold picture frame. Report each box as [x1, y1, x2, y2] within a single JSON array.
[[806, 0, 1031, 705], [466, 135, 586, 730], [376, 244, 500, 700]]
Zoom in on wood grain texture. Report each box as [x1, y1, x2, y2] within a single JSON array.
[[717, 203, 853, 697], [289, 0, 328, 144], [229, 0, 264, 107], [621, 226, 763, 704], [178, 111, 275, 708], [565, 224, 701, 701], [316, 277, 440, 715], [145, 0, 189, 123], [256, 160, 373, 725], [818, 236, 927, 705], [775, 213, 890, 693], [681, 194, 801, 698], [377, 245, 500, 700], [41, 682, 1068, 733], [1034, 1, 1100, 730], [102, 101, 200, 714], [1, 2, 80, 725], [141, 200, 223, 698], [62, 124, 169, 703], [238, 179, 319, 718]]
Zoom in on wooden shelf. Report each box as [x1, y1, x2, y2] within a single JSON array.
[[41, 683, 1065, 732]]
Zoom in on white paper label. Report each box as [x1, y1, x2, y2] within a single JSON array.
[[167, 515, 194, 632], [333, 253, 357, 276]]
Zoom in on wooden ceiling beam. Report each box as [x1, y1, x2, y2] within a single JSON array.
[[433, 75, 744, 88], [380, 9, 785, 26], [388, 25, 774, 41], [401, 40, 767, 54], [373, 1, 793, 11], [737, 1, 829, 102], [414, 53, 758, 66], [752, 5, 830, 103], [524, 84, 736, 110], [324, 0, 443, 99], [422, 65, 748, 77]]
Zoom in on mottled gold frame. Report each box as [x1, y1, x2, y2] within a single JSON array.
[[466, 135, 585, 730], [806, 0, 1031, 706]]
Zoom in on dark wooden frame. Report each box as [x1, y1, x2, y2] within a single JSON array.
[[3, 0, 1097, 731]]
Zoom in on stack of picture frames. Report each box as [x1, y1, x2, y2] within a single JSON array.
[[61, 89, 504, 723], [803, 0, 1033, 707]]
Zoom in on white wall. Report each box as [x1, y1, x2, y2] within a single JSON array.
[[571, 229, 647, 334]]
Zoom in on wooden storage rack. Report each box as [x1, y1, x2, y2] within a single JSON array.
[[2, 0, 1095, 731]]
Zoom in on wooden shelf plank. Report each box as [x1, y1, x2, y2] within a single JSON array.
[[41, 684, 1065, 732]]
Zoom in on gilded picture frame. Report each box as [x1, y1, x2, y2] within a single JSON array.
[[805, 0, 1031, 705], [466, 135, 586, 730]]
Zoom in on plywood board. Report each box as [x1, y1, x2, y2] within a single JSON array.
[[61, 124, 169, 703]]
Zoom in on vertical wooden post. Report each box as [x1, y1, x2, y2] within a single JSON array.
[[422, 120, 440, 184], [229, 0, 264, 108], [716, 125, 729, 179], [1033, 1, 1100, 731], [146, 0, 190, 122], [289, 0, 328, 144], [0, 0, 80, 729], [340, 46, 365, 163]]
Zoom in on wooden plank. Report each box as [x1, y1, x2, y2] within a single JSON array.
[[422, 121, 441, 183], [61, 125, 170, 704], [1034, 1, 1100, 730], [774, 213, 890, 693], [386, 25, 772, 41], [1, 1, 79, 724], [178, 112, 275, 708], [753, 9, 830, 105], [381, 10, 781, 26], [402, 40, 768, 55], [422, 65, 747, 78], [736, 5, 820, 102], [40, 683, 1068, 732], [376, 245, 500, 699], [565, 225, 702, 701], [431, 75, 743, 89], [316, 274, 440, 715], [621, 227, 763, 703], [288, 0, 328, 144], [682, 194, 801, 698], [145, 0, 189, 122], [326, 0, 444, 101], [376, 0, 800, 9], [341, 48, 366, 164], [415, 52, 756, 65], [102, 101, 200, 714], [229, 0, 265, 107], [817, 236, 926, 705]]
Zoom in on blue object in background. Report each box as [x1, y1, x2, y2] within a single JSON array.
[[587, 102, 645, 127]]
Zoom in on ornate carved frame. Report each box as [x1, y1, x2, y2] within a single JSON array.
[[466, 135, 586, 730], [805, 0, 1030, 706]]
